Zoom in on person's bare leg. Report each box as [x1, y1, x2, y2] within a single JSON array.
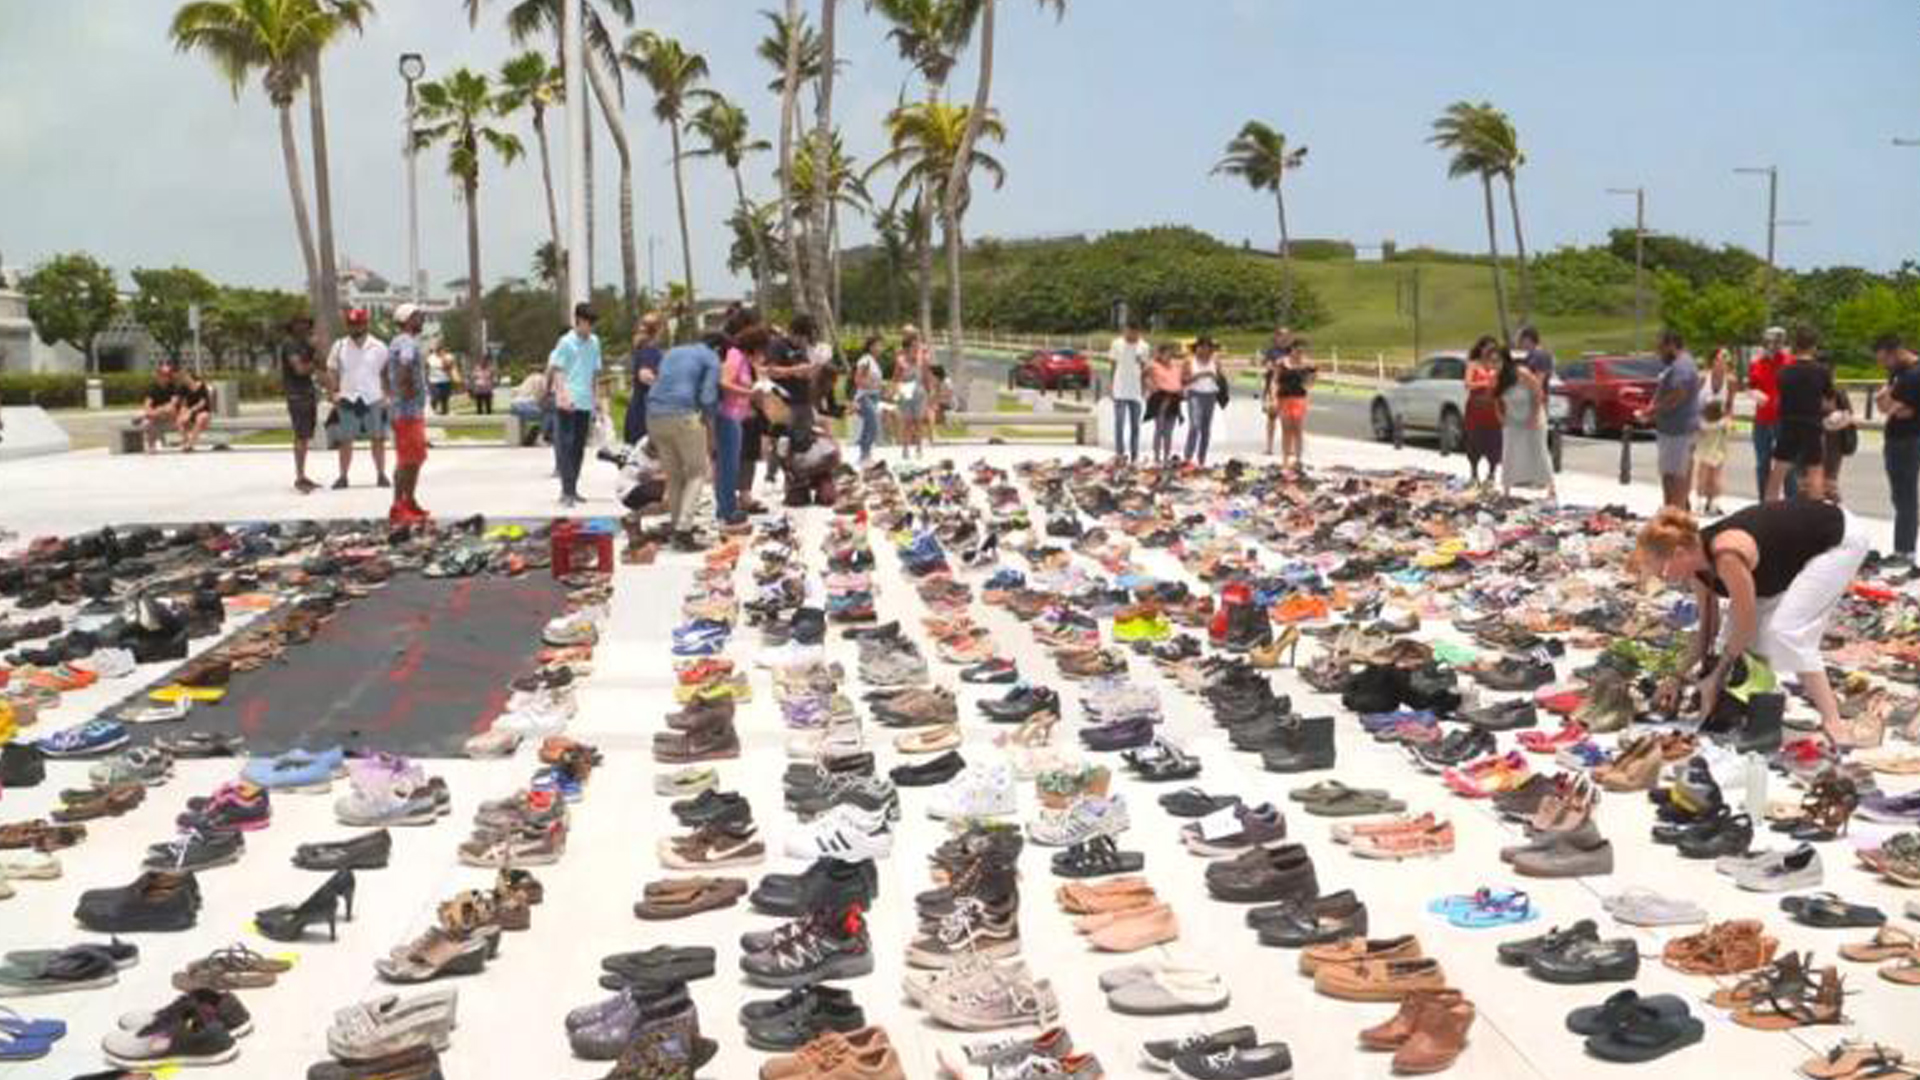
[[1803, 668, 1844, 738], [372, 438, 389, 485], [1764, 460, 1787, 501], [1265, 414, 1276, 456], [337, 435, 354, 485], [1799, 467, 1825, 502]]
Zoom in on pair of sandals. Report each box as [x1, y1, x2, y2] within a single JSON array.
[[1568, 989, 1704, 1063], [0, 1006, 67, 1061], [1782, 892, 1887, 929], [1122, 737, 1200, 782], [1427, 888, 1537, 929], [1051, 835, 1144, 879], [0, 940, 137, 996], [633, 876, 747, 920], [1838, 926, 1920, 986], [1292, 780, 1405, 818]]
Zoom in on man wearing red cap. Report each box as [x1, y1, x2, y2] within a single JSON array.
[[326, 307, 390, 489]]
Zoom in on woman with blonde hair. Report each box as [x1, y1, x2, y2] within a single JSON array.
[[1635, 500, 1870, 744]]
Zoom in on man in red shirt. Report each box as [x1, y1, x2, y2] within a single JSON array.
[[1746, 326, 1797, 500]]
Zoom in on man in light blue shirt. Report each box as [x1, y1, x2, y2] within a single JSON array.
[[546, 302, 603, 506], [647, 337, 721, 548]]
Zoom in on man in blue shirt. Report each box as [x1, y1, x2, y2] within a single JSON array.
[[546, 303, 603, 507], [646, 335, 721, 549]]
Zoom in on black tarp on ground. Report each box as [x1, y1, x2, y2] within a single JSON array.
[[138, 574, 568, 758]]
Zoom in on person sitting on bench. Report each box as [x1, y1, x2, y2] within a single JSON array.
[[141, 364, 180, 453], [175, 369, 214, 452]]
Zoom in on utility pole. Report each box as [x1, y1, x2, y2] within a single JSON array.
[[1734, 166, 1781, 319], [562, 0, 588, 310], [1608, 187, 1647, 352], [399, 54, 425, 300]]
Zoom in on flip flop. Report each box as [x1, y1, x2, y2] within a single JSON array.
[[1800, 1041, 1908, 1080], [1782, 893, 1887, 929], [1448, 889, 1537, 929], [1838, 926, 1915, 963], [1302, 787, 1406, 818], [0, 1007, 65, 1041]]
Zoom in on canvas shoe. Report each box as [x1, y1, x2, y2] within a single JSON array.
[[783, 805, 894, 862], [929, 765, 1017, 820], [924, 964, 1059, 1032]]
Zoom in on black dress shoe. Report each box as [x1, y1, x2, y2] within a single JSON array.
[[890, 750, 966, 787]]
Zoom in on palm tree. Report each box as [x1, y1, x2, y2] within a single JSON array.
[[942, 0, 1065, 359], [776, 0, 810, 319], [791, 129, 869, 320], [411, 67, 524, 363], [726, 201, 784, 283], [497, 50, 565, 292], [1473, 106, 1531, 321], [465, 0, 640, 312], [305, 0, 373, 350], [170, 0, 338, 338], [808, 0, 841, 342], [623, 30, 708, 312], [1212, 120, 1308, 318], [1430, 100, 1511, 341], [688, 96, 774, 310], [868, 100, 1006, 340], [756, 9, 827, 98], [870, 205, 914, 322], [868, 0, 979, 99]]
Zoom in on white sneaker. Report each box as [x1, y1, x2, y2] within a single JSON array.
[[505, 685, 575, 716], [784, 805, 893, 861], [1026, 795, 1128, 847], [929, 764, 1017, 820], [80, 648, 137, 679], [542, 613, 599, 646], [496, 693, 575, 736], [0, 850, 61, 880]]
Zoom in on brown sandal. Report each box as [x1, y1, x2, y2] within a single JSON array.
[[633, 876, 746, 920], [1664, 919, 1778, 977], [53, 783, 146, 823], [1733, 963, 1846, 1030], [1839, 926, 1917, 963]]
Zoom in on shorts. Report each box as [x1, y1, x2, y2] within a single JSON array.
[[1277, 396, 1308, 423], [332, 400, 390, 442], [391, 417, 428, 467], [1771, 421, 1823, 468], [1725, 511, 1870, 673], [287, 396, 317, 442], [1656, 433, 1694, 476]]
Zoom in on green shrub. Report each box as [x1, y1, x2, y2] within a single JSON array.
[[1286, 239, 1357, 261], [0, 370, 282, 409]]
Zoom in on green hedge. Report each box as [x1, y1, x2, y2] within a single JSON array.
[[0, 371, 283, 409]]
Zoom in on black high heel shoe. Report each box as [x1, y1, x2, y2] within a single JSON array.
[[255, 868, 355, 941]]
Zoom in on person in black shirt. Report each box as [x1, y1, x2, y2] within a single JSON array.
[[175, 369, 214, 452], [1636, 501, 1870, 743], [1877, 334, 1920, 560], [141, 364, 180, 453], [279, 315, 320, 491], [1765, 326, 1833, 501]]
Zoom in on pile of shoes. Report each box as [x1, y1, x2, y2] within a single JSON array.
[[567, 947, 718, 1069], [903, 824, 1058, 1031], [375, 869, 542, 983]]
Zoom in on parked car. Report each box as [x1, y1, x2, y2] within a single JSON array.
[[1370, 352, 1468, 450], [1013, 348, 1093, 390], [1551, 355, 1663, 437]]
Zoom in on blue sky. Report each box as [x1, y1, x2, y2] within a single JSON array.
[[2, 0, 1916, 298]]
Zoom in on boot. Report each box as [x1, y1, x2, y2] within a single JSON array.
[[1359, 988, 1464, 1050], [1261, 715, 1336, 773], [1731, 692, 1785, 755], [1392, 996, 1475, 1073]]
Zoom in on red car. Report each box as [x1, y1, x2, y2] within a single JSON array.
[[1014, 348, 1093, 390], [1551, 354, 1664, 437]]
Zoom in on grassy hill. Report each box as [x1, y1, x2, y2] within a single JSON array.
[[843, 231, 1647, 362]]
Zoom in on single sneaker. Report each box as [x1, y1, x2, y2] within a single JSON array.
[[1027, 796, 1130, 848], [36, 719, 130, 758], [930, 765, 1017, 820], [740, 910, 875, 988], [783, 805, 895, 862]]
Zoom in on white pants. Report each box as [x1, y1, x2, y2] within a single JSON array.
[[1727, 509, 1869, 674]]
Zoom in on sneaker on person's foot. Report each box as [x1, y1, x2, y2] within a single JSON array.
[[376, 476, 392, 488], [332, 477, 349, 490]]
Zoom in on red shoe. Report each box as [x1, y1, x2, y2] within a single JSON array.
[[406, 498, 431, 520]]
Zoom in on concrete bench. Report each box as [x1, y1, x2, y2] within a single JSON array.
[[947, 411, 1095, 446], [113, 412, 525, 454]]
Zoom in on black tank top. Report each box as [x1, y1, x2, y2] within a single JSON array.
[[1696, 501, 1845, 599]]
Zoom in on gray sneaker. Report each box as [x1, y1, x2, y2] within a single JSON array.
[[1512, 830, 1614, 878], [1732, 843, 1822, 892]]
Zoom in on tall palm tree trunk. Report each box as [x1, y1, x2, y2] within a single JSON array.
[[1480, 173, 1511, 342], [533, 112, 568, 324], [777, 0, 807, 316], [465, 178, 484, 363], [584, 56, 639, 314], [809, 0, 839, 342], [732, 166, 773, 311], [306, 56, 342, 347], [916, 210, 934, 338], [1274, 184, 1294, 321], [830, 207, 843, 323], [277, 103, 325, 331], [1505, 173, 1531, 322], [944, 0, 997, 362], [669, 119, 696, 312]]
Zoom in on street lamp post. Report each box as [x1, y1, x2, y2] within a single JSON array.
[[399, 53, 426, 301], [1607, 187, 1647, 352], [1733, 165, 1782, 320]]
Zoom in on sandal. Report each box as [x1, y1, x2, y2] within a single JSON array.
[[1051, 835, 1144, 879], [172, 944, 293, 991], [0, 945, 120, 996], [633, 876, 747, 920], [1733, 963, 1847, 1030], [1583, 1000, 1705, 1062], [1799, 1041, 1908, 1080], [1444, 889, 1536, 929], [1783, 893, 1888, 929], [1840, 926, 1917, 963], [1664, 920, 1779, 977], [1882, 954, 1920, 986]]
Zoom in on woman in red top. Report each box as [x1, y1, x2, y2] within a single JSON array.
[[1462, 335, 1504, 486]]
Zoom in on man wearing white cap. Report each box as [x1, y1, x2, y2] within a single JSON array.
[[1747, 325, 1796, 499]]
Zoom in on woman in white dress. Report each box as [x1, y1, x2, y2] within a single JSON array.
[[1498, 349, 1555, 499]]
